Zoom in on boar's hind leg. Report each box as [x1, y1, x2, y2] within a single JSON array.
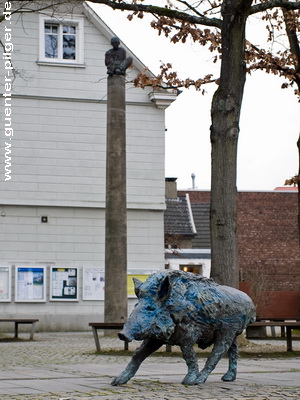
[[222, 336, 238, 382], [180, 344, 199, 385], [111, 338, 163, 386], [196, 333, 236, 384]]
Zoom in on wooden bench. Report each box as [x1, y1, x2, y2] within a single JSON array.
[[90, 320, 300, 353], [89, 322, 128, 351], [89, 322, 173, 352], [0, 319, 39, 340], [247, 321, 300, 351]]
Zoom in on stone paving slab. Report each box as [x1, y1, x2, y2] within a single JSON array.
[[0, 332, 299, 399]]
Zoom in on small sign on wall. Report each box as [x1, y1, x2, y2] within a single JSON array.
[[50, 267, 78, 301], [15, 266, 46, 302], [0, 266, 11, 302]]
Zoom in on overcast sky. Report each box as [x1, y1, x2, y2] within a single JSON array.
[[91, 3, 300, 191]]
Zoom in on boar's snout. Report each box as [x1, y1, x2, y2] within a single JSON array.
[[118, 331, 131, 342]]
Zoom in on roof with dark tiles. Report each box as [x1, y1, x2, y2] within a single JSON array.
[[190, 203, 211, 249], [164, 195, 196, 236]]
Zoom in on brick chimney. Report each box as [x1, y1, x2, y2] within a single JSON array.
[[165, 177, 178, 199]]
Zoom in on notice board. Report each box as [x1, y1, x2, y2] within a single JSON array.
[[0, 266, 11, 302], [50, 267, 78, 301], [82, 267, 104, 300], [15, 266, 46, 302]]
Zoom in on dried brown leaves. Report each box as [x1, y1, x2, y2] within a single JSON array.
[[133, 63, 215, 92], [284, 175, 299, 187], [125, 1, 299, 97]]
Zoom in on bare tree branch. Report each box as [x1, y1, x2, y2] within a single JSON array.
[[249, 0, 300, 16], [282, 8, 300, 90], [7, 0, 300, 29], [7, 0, 223, 28]]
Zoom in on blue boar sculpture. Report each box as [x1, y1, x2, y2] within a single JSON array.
[[112, 270, 256, 386]]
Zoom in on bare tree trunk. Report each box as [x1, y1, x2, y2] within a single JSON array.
[[298, 135, 300, 246], [210, 0, 253, 288], [283, 9, 300, 246]]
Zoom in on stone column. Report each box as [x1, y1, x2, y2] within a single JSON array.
[[104, 74, 128, 324]]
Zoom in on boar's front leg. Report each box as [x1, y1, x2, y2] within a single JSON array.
[[180, 343, 199, 385], [111, 338, 163, 386]]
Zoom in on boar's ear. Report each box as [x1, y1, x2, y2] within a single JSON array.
[[133, 277, 143, 298], [158, 275, 171, 300]]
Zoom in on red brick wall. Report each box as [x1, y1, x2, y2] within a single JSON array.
[[180, 190, 300, 318], [237, 191, 299, 293], [179, 190, 211, 203]]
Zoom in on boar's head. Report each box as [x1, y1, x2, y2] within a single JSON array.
[[119, 272, 176, 343]]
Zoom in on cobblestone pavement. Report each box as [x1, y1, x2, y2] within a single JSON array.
[[0, 332, 299, 400]]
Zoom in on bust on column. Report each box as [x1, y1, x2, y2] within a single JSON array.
[[105, 36, 133, 76]]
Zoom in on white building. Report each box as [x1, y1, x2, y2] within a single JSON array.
[[0, 1, 176, 330]]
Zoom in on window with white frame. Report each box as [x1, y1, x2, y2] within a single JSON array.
[[39, 15, 84, 65]]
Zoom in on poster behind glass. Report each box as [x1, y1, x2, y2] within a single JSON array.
[[50, 267, 78, 301], [0, 266, 11, 302], [15, 266, 46, 302], [82, 267, 104, 300]]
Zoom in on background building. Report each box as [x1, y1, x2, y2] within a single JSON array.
[[0, 1, 176, 330], [178, 187, 300, 319], [164, 178, 211, 276]]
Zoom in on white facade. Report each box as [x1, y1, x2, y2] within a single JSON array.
[[0, 1, 176, 330], [164, 249, 211, 278]]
